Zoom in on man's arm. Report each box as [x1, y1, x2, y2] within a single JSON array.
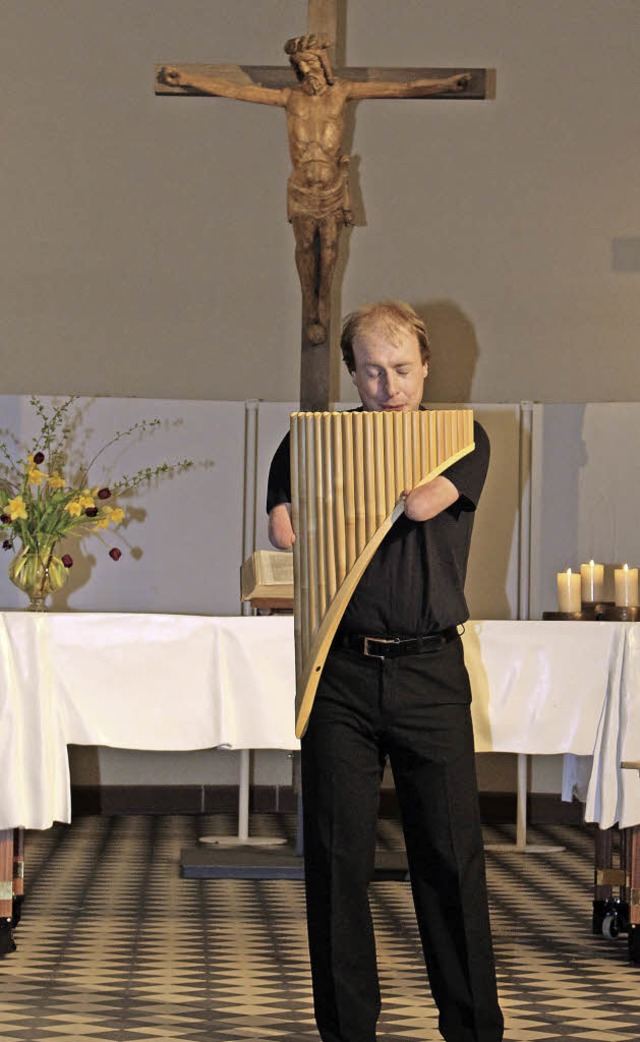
[[402, 475, 460, 522], [346, 71, 470, 101], [404, 422, 490, 521], [158, 67, 288, 107], [266, 431, 295, 547], [271, 474, 457, 537], [268, 502, 296, 548]]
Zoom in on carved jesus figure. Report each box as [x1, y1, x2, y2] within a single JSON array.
[[159, 34, 470, 345]]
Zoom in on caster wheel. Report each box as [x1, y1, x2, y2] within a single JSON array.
[[592, 899, 607, 935], [0, 918, 16, 957], [602, 913, 620, 938], [12, 895, 24, 929]]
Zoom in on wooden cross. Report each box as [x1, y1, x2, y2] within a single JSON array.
[[156, 2, 490, 410]]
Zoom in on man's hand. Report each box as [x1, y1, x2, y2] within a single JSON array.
[[268, 503, 296, 549], [158, 66, 185, 88], [448, 72, 471, 92], [402, 475, 460, 522]]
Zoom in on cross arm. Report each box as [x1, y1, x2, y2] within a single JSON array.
[[155, 64, 290, 106], [155, 65, 491, 100], [344, 67, 488, 100]]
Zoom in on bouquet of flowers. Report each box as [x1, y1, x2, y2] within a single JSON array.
[[0, 396, 193, 608]]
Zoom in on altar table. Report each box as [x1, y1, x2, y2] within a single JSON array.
[[2, 612, 640, 836], [0, 612, 297, 832]]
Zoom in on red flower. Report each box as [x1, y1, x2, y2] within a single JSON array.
[[0, 514, 9, 524], [85, 507, 98, 517], [97, 488, 111, 500], [109, 547, 122, 561], [62, 554, 73, 568], [33, 451, 45, 465]]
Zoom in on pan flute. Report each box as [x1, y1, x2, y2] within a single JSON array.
[[291, 408, 475, 737]]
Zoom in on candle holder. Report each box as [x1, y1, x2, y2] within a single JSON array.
[[594, 604, 640, 622], [542, 607, 598, 621]]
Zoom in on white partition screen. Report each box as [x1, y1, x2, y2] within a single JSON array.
[[530, 402, 640, 619], [0, 396, 246, 616]]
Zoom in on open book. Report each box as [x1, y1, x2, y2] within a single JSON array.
[[241, 550, 294, 608]]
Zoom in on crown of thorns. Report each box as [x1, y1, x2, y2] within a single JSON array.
[[284, 33, 331, 55]]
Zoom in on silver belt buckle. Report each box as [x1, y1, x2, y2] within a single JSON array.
[[363, 636, 397, 659]]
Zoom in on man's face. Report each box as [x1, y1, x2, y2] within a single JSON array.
[[350, 324, 428, 412], [294, 52, 329, 95]]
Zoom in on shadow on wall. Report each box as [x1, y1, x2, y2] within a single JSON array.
[[417, 299, 479, 404], [463, 405, 522, 621], [415, 300, 520, 620]]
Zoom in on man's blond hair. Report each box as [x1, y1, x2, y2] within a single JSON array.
[[340, 301, 431, 373]]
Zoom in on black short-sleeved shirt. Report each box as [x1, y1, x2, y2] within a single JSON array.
[[266, 417, 489, 636]]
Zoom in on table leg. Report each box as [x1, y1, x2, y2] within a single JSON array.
[[620, 766, 640, 961], [627, 826, 640, 925], [199, 749, 288, 847], [593, 825, 626, 938], [0, 829, 16, 956], [627, 825, 640, 963], [484, 753, 565, 853], [593, 824, 614, 932], [13, 828, 24, 928]]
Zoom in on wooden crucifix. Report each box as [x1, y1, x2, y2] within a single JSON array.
[[156, 7, 490, 410]]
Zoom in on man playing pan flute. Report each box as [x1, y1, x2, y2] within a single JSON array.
[[267, 300, 503, 1042]]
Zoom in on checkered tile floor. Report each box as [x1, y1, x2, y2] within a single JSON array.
[[2, 815, 639, 1041]]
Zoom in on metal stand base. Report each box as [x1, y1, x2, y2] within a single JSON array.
[[180, 844, 408, 881], [199, 835, 287, 847], [484, 754, 565, 853], [198, 749, 291, 847]]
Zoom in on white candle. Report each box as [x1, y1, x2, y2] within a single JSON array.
[[614, 564, 639, 607], [580, 559, 604, 603], [557, 568, 581, 613]]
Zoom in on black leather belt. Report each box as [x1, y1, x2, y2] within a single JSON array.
[[337, 626, 460, 659]]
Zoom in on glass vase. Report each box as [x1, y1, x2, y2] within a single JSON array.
[[8, 538, 69, 611]]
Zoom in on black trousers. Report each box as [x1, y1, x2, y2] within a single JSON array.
[[301, 637, 504, 1042]]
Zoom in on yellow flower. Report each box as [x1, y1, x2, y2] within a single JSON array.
[[7, 495, 27, 521], [64, 498, 84, 517], [28, 467, 46, 486], [48, 473, 66, 490], [69, 490, 95, 512], [105, 507, 125, 524]]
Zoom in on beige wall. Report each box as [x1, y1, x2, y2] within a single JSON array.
[[4, 1, 639, 404], [4, 2, 638, 802]]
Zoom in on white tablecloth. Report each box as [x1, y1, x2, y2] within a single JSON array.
[[0, 613, 297, 831], [464, 620, 640, 829], [2, 613, 639, 831]]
